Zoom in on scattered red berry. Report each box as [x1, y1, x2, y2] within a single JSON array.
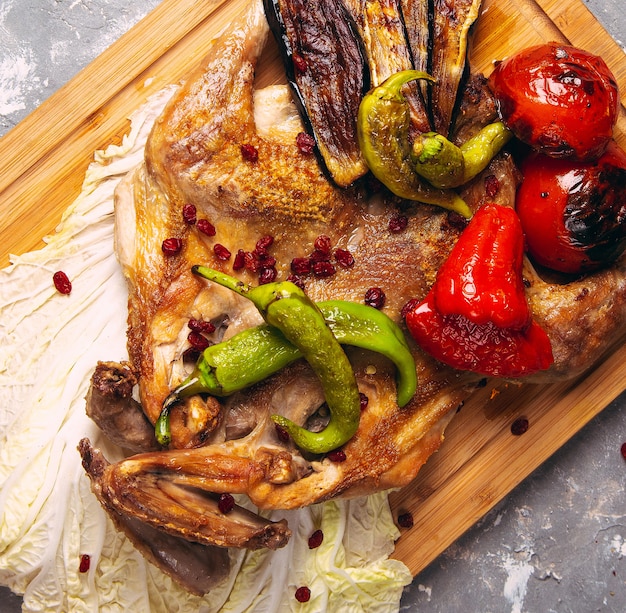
[[308, 529, 324, 549], [327, 449, 346, 462], [620, 442, 626, 460], [233, 249, 246, 271], [511, 417, 530, 436], [401, 298, 420, 320], [255, 235, 274, 254], [188, 319, 215, 334], [334, 248, 354, 269], [275, 424, 290, 443], [314, 235, 332, 255], [296, 131, 316, 154], [397, 512, 414, 529], [162, 237, 183, 255], [78, 554, 91, 573], [197, 219, 216, 237], [484, 174, 500, 198], [388, 214, 408, 233], [359, 392, 369, 411], [213, 244, 231, 261], [312, 260, 336, 278], [218, 493, 235, 514], [241, 143, 259, 162], [187, 331, 211, 352], [182, 203, 197, 224], [258, 266, 277, 284], [295, 586, 311, 603], [364, 287, 385, 309], [53, 271, 72, 295]]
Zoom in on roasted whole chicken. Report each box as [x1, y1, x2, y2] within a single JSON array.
[[79, 0, 626, 594]]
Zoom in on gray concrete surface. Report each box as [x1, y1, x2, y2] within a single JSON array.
[[1, 1, 625, 611]]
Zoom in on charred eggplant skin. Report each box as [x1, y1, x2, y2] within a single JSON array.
[[263, 0, 370, 187]]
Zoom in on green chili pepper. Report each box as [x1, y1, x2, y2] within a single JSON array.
[[186, 267, 362, 454], [357, 70, 472, 218], [161, 299, 416, 409], [411, 121, 513, 189]]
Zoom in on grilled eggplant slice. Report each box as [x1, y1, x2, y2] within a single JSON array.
[[429, 0, 483, 136], [264, 0, 369, 187], [343, 0, 430, 133]]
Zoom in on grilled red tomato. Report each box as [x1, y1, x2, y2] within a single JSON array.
[[516, 140, 626, 274], [489, 42, 619, 161]]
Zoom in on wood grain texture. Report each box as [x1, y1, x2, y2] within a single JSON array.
[[0, 0, 624, 578]]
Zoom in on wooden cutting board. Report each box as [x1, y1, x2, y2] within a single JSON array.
[[0, 0, 624, 579]]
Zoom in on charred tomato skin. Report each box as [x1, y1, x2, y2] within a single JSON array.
[[516, 140, 626, 274], [489, 42, 619, 161]]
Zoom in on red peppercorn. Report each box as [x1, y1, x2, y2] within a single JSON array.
[[182, 203, 197, 224], [327, 449, 346, 462], [295, 586, 311, 603], [308, 529, 324, 549], [162, 237, 183, 255], [511, 417, 530, 436], [213, 244, 231, 261], [53, 271, 72, 295], [296, 131, 316, 155], [197, 219, 216, 237], [312, 260, 336, 278], [241, 143, 259, 162], [397, 512, 414, 529], [388, 214, 408, 233], [364, 287, 385, 309], [218, 493, 235, 514], [78, 554, 91, 573], [334, 248, 354, 269], [620, 442, 626, 460]]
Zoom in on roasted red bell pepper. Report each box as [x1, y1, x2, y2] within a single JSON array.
[[434, 203, 530, 329], [405, 203, 554, 378]]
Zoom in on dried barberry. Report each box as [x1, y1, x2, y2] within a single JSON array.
[[182, 203, 197, 224], [233, 249, 246, 271], [287, 274, 306, 289], [308, 529, 324, 549], [334, 248, 354, 269], [511, 417, 529, 436], [364, 287, 385, 309], [359, 392, 369, 411], [258, 266, 277, 284], [255, 235, 274, 254], [240, 143, 259, 162], [78, 554, 91, 573], [291, 257, 312, 276], [296, 131, 316, 155], [188, 331, 211, 352], [213, 244, 231, 261], [53, 271, 72, 295], [397, 512, 414, 529], [218, 493, 235, 514], [312, 260, 336, 278], [388, 214, 408, 233], [484, 174, 500, 198], [295, 586, 311, 603], [620, 442, 626, 460], [197, 219, 216, 237], [314, 235, 332, 255], [188, 319, 216, 334], [161, 237, 183, 255], [275, 423, 290, 443], [327, 449, 346, 462], [401, 298, 420, 320]]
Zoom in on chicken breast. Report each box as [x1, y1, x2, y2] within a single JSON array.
[[80, 0, 626, 594]]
